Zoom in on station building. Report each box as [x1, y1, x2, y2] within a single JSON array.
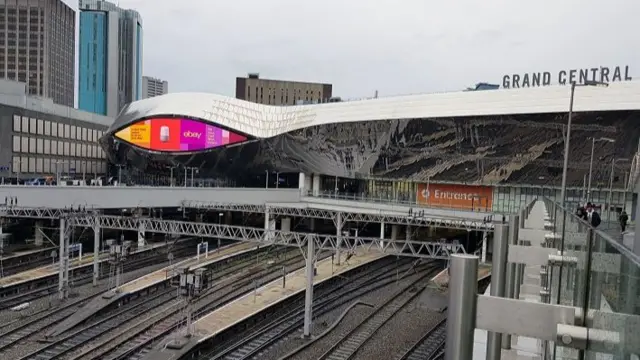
[[0, 79, 112, 182], [101, 81, 640, 214]]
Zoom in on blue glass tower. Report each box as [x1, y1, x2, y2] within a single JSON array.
[[78, 0, 143, 117]]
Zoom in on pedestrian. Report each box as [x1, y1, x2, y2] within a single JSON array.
[[619, 210, 629, 232], [585, 203, 601, 228]]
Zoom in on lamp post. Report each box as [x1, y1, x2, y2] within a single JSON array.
[[587, 137, 615, 203], [558, 80, 608, 307], [607, 158, 628, 223], [560, 80, 609, 208]]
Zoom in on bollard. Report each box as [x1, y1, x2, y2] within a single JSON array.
[[445, 254, 478, 360]]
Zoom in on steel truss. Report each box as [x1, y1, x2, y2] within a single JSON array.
[[68, 215, 465, 259], [182, 201, 494, 231], [0, 205, 99, 219]]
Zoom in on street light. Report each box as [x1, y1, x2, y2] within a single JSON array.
[[587, 137, 615, 202], [557, 80, 608, 307], [607, 158, 628, 222], [559, 80, 609, 208]]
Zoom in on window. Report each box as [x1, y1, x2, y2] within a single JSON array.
[[58, 123, 63, 137], [21, 137, 28, 152], [36, 138, 43, 154], [43, 158, 50, 173], [29, 118, 36, 134], [64, 124, 70, 138], [63, 142, 69, 156], [44, 139, 50, 154], [82, 128, 87, 141], [12, 156, 20, 174], [28, 137, 35, 153], [52, 122, 58, 137], [20, 156, 28, 173], [57, 141, 63, 155], [13, 115, 21, 132], [44, 120, 50, 135], [37, 119, 43, 134], [36, 157, 43, 172], [13, 136, 20, 151], [77, 126, 81, 140], [70, 143, 76, 157], [51, 140, 57, 155], [28, 157, 35, 173], [70, 125, 76, 139], [81, 144, 87, 157], [22, 116, 29, 133]]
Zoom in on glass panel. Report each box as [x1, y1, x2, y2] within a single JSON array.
[[12, 136, 20, 151], [52, 122, 58, 137], [13, 115, 21, 132], [37, 119, 43, 134], [44, 120, 50, 136], [44, 139, 50, 154], [29, 118, 36, 134]]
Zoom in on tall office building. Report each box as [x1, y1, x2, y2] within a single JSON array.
[[142, 76, 168, 99], [0, 0, 75, 107], [77, 0, 142, 118], [235, 73, 333, 105]]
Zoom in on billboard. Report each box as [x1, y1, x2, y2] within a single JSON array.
[[114, 118, 247, 152], [416, 183, 493, 210]]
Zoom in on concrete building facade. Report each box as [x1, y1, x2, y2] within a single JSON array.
[[142, 76, 168, 99], [235, 73, 332, 106], [0, 79, 112, 182], [77, 0, 143, 118], [0, 0, 75, 107]]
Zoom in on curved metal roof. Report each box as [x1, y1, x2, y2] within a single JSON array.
[[111, 81, 640, 139]]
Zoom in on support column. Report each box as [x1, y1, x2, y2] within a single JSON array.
[[312, 174, 321, 197], [281, 217, 291, 232], [35, 221, 44, 246], [445, 254, 478, 360], [303, 236, 315, 337], [335, 213, 343, 265], [487, 223, 509, 360], [481, 231, 488, 263], [93, 224, 100, 286], [380, 222, 385, 248], [58, 218, 69, 300], [299, 173, 312, 196], [502, 215, 519, 349], [405, 225, 412, 241], [137, 222, 146, 248], [391, 224, 398, 241]]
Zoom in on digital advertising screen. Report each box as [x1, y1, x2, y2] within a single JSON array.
[[114, 118, 247, 152]]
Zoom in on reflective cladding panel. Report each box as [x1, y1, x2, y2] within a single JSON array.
[[103, 110, 640, 186]]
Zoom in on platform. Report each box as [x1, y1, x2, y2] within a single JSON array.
[[116, 242, 256, 294], [142, 249, 385, 360], [0, 246, 56, 261], [46, 242, 260, 338], [0, 241, 171, 288], [431, 263, 492, 287]]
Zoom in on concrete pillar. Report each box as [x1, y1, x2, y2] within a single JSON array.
[[502, 215, 519, 349], [391, 224, 399, 240], [35, 221, 44, 246], [380, 222, 385, 248], [303, 236, 315, 337], [264, 209, 276, 242], [312, 174, 321, 196], [281, 217, 291, 232], [486, 223, 509, 360], [309, 218, 316, 232], [137, 222, 146, 248], [299, 172, 312, 196], [405, 225, 412, 241], [445, 254, 479, 360]]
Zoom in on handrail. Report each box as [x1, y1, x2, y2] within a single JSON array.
[[543, 196, 640, 268]]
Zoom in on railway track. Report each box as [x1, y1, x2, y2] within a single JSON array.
[[25, 248, 304, 360], [0, 245, 195, 311], [397, 319, 447, 360], [206, 258, 438, 360]]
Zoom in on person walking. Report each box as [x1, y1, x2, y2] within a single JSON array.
[[619, 210, 629, 232], [586, 203, 601, 228]]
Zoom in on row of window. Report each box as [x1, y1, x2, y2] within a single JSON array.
[[13, 115, 105, 142], [11, 156, 107, 175], [12, 135, 106, 158]]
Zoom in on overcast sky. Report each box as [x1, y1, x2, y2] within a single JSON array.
[[67, 0, 640, 99]]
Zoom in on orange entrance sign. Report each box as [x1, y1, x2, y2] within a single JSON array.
[[416, 183, 493, 210]]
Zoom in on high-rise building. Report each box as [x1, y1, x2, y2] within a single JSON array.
[[235, 73, 333, 106], [77, 0, 142, 118], [0, 0, 75, 107], [142, 76, 168, 99]]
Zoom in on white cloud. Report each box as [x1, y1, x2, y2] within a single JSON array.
[[66, 0, 640, 98]]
